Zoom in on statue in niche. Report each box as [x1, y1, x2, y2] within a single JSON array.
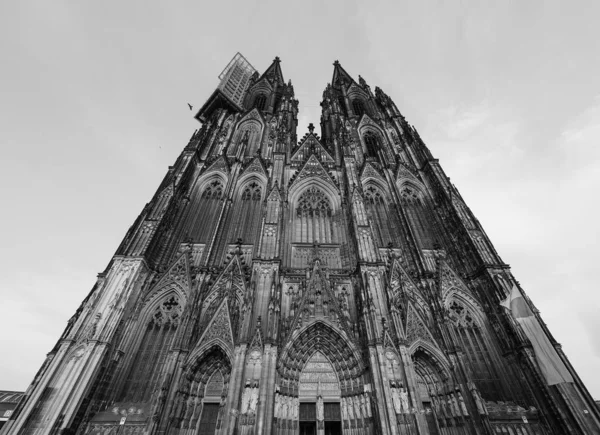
[[364, 393, 372, 417], [283, 396, 291, 419], [240, 379, 251, 414], [391, 382, 402, 414], [316, 395, 324, 421], [346, 397, 355, 420], [341, 398, 347, 420], [292, 397, 299, 420], [458, 391, 469, 416], [399, 386, 409, 414], [468, 381, 487, 415], [353, 395, 362, 418], [249, 381, 259, 413], [360, 395, 368, 418], [274, 393, 280, 418], [448, 395, 457, 417]]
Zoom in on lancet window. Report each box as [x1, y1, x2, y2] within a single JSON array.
[[399, 186, 436, 249], [337, 96, 347, 116], [294, 187, 336, 244], [447, 299, 502, 401], [186, 179, 224, 242], [254, 94, 267, 111], [228, 181, 263, 244], [120, 296, 182, 402], [228, 123, 261, 157], [363, 132, 380, 158], [352, 99, 365, 117], [364, 185, 400, 247]]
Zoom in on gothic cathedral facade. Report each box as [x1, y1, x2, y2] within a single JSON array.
[[3, 57, 600, 435]]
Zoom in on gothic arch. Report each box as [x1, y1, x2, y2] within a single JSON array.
[[231, 118, 264, 157], [141, 255, 192, 308], [346, 84, 369, 116], [181, 174, 227, 244], [357, 116, 385, 138], [288, 179, 341, 211], [444, 295, 504, 401], [170, 344, 232, 432], [236, 171, 268, 191], [362, 182, 402, 247], [192, 172, 228, 198], [397, 180, 437, 249], [278, 320, 364, 392], [187, 341, 234, 376], [197, 157, 230, 184], [290, 184, 340, 244], [397, 179, 428, 199], [409, 341, 451, 376], [246, 81, 273, 104], [442, 288, 484, 325], [117, 292, 184, 402]]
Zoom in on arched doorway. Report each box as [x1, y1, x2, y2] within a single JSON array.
[[298, 351, 342, 435], [275, 321, 370, 435], [168, 345, 231, 435]]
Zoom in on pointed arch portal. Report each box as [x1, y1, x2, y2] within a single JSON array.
[[276, 321, 365, 435]]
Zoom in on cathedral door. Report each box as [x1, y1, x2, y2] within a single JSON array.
[[324, 403, 342, 435], [299, 421, 317, 435], [299, 402, 317, 434], [197, 403, 219, 434]]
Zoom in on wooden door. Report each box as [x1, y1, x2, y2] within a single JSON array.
[[197, 403, 219, 434]]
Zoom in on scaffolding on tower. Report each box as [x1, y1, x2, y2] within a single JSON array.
[[195, 52, 257, 122]]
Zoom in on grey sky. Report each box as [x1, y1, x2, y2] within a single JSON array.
[[1, 0, 599, 398]]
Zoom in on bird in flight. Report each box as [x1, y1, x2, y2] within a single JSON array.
[[188, 103, 193, 111]]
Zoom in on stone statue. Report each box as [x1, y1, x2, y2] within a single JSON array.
[[353, 395, 362, 418], [240, 380, 251, 414], [346, 396, 355, 420], [274, 393, 280, 418], [458, 391, 469, 416], [469, 382, 487, 415], [292, 397, 299, 420], [451, 393, 461, 417], [399, 387, 409, 414], [341, 398, 348, 420], [360, 394, 368, 418], [249, 381, 259, 413], [391, 383, 402, 414], [316, 396, 324, 421], [364, 393, 372, 418]]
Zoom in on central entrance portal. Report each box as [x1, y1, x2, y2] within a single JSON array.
[[299, 402, 342, 435], [298, 351, 343, 434]]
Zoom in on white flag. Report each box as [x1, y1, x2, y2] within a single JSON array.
[[501, 285, 573, 385]]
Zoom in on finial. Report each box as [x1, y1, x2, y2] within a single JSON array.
[[308, 123, 315, 133], [274, 56, 281, 62], [333, 60, 340, 66]]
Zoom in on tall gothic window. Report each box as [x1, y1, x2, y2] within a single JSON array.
[[338, 96, 347, 116], [228, 123, 261, 157], [294, 187, 335, 244], [399, 186, 436, 249], [254, 94, 267, 111], [186, 179, 224, 242], [364, 185, 400, 247], [352, 99, 365, 117], [447, 300, 502, 401], [229, 181, 263, 244], [120, 296, 182, 402], [363, 132, 379, 158]]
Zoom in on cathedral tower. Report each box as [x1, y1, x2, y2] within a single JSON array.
[[3, 55, 599, 435]]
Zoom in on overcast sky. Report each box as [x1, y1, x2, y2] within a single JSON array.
[[1, 0, 599, 400]]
